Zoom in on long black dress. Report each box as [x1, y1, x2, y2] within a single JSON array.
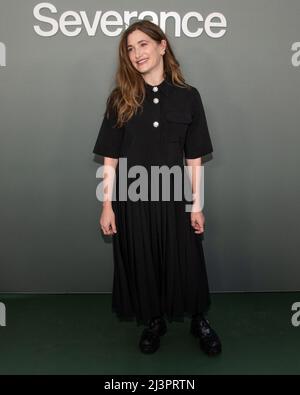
[[93, 75, 214, 326]]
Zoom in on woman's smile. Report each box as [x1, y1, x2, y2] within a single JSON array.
[[136, 58, 149, 66]]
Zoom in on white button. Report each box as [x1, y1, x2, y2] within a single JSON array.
[[152, 86, 158, 92], [153, 121, 159, 128], [153, 98, 159, 104]]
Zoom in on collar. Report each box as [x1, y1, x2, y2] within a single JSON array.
[[143, 74, 173, 97]]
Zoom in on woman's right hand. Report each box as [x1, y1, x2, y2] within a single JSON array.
[[100, 204, 117, 236]]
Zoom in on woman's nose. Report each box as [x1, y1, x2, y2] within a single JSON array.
[[135, 49, 142, 59]]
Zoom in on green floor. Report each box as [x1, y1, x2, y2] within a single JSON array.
[[0, 292, 299, 375]]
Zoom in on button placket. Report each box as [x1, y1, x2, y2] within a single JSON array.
[[152, 86, 160, 131]]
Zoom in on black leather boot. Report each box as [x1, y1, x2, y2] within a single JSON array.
[[139, 316, 167, 354], [190, 314, 222, 356]]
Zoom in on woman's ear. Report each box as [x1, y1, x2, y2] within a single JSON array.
[[160, 39, 167, 55]]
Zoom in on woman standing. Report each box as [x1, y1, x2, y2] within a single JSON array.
[[93, 20, 222, 356]]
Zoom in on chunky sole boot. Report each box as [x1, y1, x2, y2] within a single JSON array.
[[139, 328, 160, 354], [139, 317, 167, 354], [190, 316, 222, 356]]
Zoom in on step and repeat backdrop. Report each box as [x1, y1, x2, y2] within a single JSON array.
[[0, 1, 299, 292]]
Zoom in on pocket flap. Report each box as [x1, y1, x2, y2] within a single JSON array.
[[165, 111, 192, 124]]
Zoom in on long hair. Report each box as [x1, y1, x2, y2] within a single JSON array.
[[104, 20, 190, 128]]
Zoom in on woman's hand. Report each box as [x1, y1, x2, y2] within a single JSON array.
[[190, 210, 205, 234], [100, 204, 117, 236]]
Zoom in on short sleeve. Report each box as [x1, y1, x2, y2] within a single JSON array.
[[92, 107, 124, 159], [184, 87, 213, 159]]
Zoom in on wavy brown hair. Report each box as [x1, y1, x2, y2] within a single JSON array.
[[104, 19, 190, 128]]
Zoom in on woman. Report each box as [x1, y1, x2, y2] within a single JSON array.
[[93, 20, 222, 356]]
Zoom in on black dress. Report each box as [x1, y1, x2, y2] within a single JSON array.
[[93, 75, 214, 326]]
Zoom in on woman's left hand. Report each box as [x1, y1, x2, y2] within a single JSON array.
[[191, 211, 205, 234]]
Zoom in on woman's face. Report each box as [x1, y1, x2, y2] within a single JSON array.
[[127, 29, 166, 75]]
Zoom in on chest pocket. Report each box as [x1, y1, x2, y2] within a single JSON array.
[[164, 111, 192, 142]]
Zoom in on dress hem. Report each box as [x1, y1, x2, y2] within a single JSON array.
[[111, 302, 211, 327]]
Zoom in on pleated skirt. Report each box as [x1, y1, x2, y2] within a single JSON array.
[[111, 184, 212, 326]]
